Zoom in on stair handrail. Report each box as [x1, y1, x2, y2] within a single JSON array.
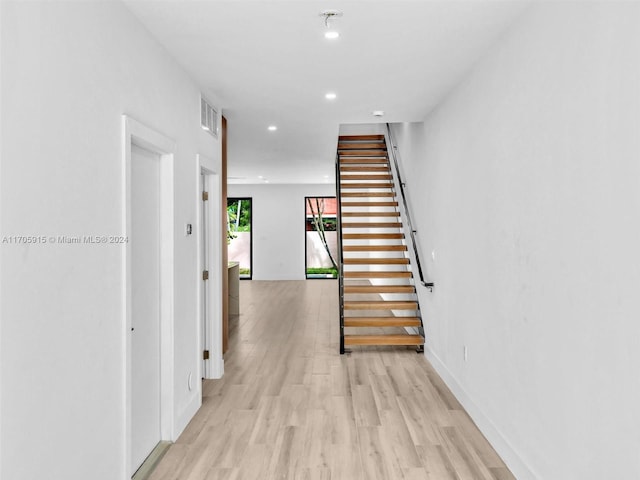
[[335, 150, 346, 354], [385, 123, 434, 291]]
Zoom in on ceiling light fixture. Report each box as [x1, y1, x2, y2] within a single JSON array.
[[268, 125, 277, 131], [325, 92, 337, 100], [372, 110, 385, 117], [320, 10, 342, 39]]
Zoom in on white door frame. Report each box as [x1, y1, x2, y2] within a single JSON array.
[[123, 115, 176, 477], [196, 156, 224, 380]]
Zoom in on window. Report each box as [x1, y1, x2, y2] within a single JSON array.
[[305, 196, 338, 279], [227, 198, 252, 279]]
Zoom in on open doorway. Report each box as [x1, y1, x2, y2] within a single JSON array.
[[227, 197, 252, 279], [305, 196, 338, 279]]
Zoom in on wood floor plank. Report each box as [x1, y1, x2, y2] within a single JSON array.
[[330, 443, 364, 480], [369, 374, 399, 412], [450, 410, 511, 470], [203, 467, 238, 480], [330, 362, 351, 396], [439, 426, 496, 480], [213, 409, 257, 468], [328, 396, 358, 445], [147, 280, 514, 480], [397, 395, 446, 446], [147, 444, 190, 480], [236, 444, 274, 480], [379, 407, 423, 469], [416, 445, 461, 480], [308, 374, 331, 410], [351, 385, 382, 427], [357, 427, 396, 480]]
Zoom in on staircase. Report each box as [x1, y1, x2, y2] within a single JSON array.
[[337, 134, 425, 353]]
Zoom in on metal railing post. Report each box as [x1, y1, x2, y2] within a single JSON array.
[[335, 151, 345, 354]]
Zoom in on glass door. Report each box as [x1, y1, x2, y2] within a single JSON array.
[[227, 197, 252, 279], [305, 196, 338, 279]]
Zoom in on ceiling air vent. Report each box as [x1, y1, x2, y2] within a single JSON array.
[[201, 97, 218, 137]]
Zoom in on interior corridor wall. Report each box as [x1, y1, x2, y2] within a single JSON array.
[[391, 3, 640, 479], [0, 2, 220, 479], [227, 184, 335, 280]]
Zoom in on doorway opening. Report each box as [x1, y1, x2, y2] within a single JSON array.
[[198, 162, 223, 381], [227, 197, 252, 279], [305, 196, 338, 279]]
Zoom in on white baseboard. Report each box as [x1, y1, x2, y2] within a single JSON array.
[[424, 347, 539, 480]]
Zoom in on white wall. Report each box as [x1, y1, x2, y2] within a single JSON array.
[[392, 2, 640, 479], [0, 2, 220, 479], [228, 232, 251, 272], [227, 184, 335, 280], [306, 232, 338, 269]]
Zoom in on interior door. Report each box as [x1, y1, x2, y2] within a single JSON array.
[[130, 144, 162, 474]]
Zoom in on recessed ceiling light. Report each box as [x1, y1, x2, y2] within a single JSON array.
[[258, 175, 264, 179], [325, 92, 337, 100], [268, 125, 277, 131], [324, 31, 340, 39], [372, 110, 385, 117]]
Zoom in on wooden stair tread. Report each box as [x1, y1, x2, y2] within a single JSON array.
[[343, 245, 407, 251], [340, 174, 392, 181], [342, 222, 402, 228], [344, 317, 422, 327], [339, 134, 384, 142], [340, 182, 394, 189], [341, 212, 399, 217], [341, 201, 398, 207], [340, 166, 390, 172], [344, 334, 424, 346], [344, 300, 418, 310], [341, 192, 395, 197], [338, 143, 386, 150], [344, 285, 416, 294], [339, 158, 388, 164], [340, 150, 388, 157], [343, 258, 409, 265], [342, 233, 404, 239], [344, 271, 412, 278]]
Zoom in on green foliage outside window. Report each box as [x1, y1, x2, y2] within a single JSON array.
[[227, 199, 251, 232]]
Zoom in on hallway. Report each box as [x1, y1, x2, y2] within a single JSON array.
[[149, 280, 514, 480]]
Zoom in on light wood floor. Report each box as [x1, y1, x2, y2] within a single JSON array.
[[149, 280, 515, 480]]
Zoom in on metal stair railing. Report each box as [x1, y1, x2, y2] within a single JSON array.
[[335, 151, 345, 354], [385, 124, 434, 292]]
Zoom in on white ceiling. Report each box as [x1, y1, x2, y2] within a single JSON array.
[[123, 0, 529, 184]]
